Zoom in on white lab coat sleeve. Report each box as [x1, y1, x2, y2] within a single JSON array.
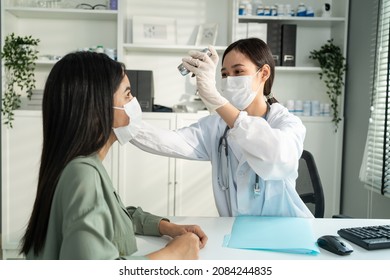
[[129, 119, 210, 161], [230, 106, 305, 180]]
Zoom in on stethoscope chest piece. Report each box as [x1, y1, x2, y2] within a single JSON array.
[[253, 179, 261, 196]]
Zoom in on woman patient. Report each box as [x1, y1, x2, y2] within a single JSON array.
[[20, 51, 207, 260]]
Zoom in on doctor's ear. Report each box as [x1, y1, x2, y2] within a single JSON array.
[[260, 64, 271, 81]]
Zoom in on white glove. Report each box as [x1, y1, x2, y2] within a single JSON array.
[[181, 46, 228, 111]]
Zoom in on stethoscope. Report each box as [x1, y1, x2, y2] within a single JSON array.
[[217, 102, 270, 197]]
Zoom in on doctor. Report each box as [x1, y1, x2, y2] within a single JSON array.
[[127, 38, 313, 218]]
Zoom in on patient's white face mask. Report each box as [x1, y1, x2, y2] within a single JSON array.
[[112, 97, 143, 145], [221, 70, 261, 110]]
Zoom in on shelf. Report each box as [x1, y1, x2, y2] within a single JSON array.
[[300, 116, 333, 123], [275, 66, 320, 73], [123, 44, 227, 53], [5, 7, 118, 21], [36, 60, 58, 66], [238, 15, 345, 27], [122, 45, 321, 71]]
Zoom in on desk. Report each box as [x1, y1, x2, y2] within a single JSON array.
[[134, 217, 390, 260]]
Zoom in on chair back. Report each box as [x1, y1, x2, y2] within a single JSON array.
[[296, 150, 325, 218]]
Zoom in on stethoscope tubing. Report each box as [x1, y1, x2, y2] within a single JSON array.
[[217, 102, 270, 195]]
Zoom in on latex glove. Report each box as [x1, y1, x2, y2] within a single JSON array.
[[181, 46, 228, 111]]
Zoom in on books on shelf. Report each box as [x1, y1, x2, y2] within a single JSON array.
[[235, 22, 297, 67], [267, 22, 282, 66], [281, 24, 296, 66]]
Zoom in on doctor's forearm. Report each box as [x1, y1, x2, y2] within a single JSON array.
[[216, 103, 240, 128]]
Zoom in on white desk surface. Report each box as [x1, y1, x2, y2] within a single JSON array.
[[134, 217, 390, 260]]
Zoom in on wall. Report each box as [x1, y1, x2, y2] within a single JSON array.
[[0, 0, 2, 237], [342, 0, 390, 218]]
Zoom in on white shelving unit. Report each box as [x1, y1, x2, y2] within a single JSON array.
[[123, 44, 227, 54], [4, 7, 118, 20]]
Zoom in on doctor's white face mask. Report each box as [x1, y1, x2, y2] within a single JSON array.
[[221, 70, 261, 110], [112, 97, 143, 145]]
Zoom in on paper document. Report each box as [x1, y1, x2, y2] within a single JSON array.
[[223, 216, 320, 255]]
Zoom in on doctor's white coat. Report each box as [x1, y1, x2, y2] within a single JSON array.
[[130, 103, 313, 218]]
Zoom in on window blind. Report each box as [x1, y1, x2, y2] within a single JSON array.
[[360, 0, 390, 198]]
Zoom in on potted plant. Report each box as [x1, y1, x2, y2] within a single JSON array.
[[1, 33, 40, 127], [309, 39, 346, 132]]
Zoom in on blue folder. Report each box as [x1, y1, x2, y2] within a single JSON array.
[[223, 216, 320, 255]]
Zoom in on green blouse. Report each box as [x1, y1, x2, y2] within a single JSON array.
[[26, 154, 165, 259]]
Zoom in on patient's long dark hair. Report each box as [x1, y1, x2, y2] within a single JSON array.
[[222, 37, 278, 104], [20, 52, 124, 256]]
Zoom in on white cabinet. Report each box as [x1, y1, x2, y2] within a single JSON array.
[[173, 114, 218, 217], [117, 112, 218, 217], [301, 118, 343, 217], [116, 113, 176, 216], [1, 112, 41, 259]]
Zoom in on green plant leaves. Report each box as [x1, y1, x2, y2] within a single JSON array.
[[1, 33, 40, 127], [309, 39, 346, 132]]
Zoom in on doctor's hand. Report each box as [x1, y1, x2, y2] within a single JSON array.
[[181, 46, 228, 111], [159, 220, 208, 249]]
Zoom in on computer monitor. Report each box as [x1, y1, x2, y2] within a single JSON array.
[[125, 70, 154, 112]]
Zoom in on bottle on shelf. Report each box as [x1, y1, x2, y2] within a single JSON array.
[[238, 1, 246, 15], [285, 4, 293, 17], [95, 45, 104, 53], [238, 0, 252, 16], [285, 100, 328, 117], [252, 0, 263, 16], [109, 0, 117, 10], [306, 6, 315, 17], [264, 5, 271, 16], [296, 3, 307, 17], [246, 1, 253, 15], [276, 4, 285, 16]]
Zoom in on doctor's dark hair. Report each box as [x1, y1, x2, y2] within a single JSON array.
[[20, 51, 125, 256], [222, 37, 278, 104]]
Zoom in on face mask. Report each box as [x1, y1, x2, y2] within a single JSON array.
[[221, 70, 261, 110], [112, 97, 143, 145]]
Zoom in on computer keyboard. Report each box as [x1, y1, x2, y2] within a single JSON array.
[[337, 225, 390, 250]]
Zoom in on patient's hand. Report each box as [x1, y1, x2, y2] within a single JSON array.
[[159, 220, 208, 249], [147, 232, 200, 260]]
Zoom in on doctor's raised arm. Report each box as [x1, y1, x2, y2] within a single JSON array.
[[129, 38, 312, 218]]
